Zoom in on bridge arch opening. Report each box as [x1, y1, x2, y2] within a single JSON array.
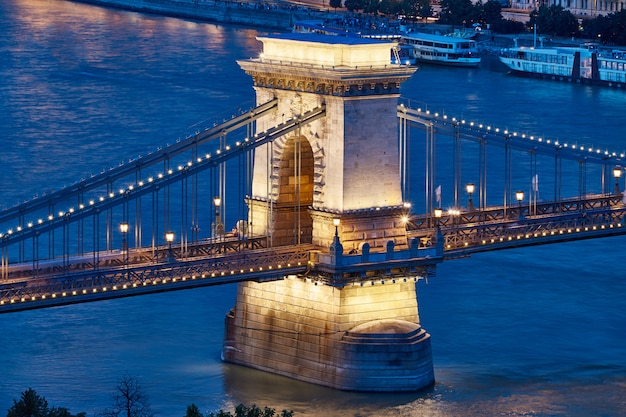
[[273, 135, 314, 246]]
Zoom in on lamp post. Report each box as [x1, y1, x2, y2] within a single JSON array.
[[434, 207, 443, 226], [165, 231, 175, 262], [613, 165, 622, 195], [213, 196, 224, 237], [466, 183, 475, 212], [433, 208, 444, 253], [120, 222, 129, 268], [515, 191, 524, 220], [333, 218, 340, 237], [330, 218, 343, 265]]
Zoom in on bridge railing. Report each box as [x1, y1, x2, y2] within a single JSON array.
[[407, 194, 624, 232], [0, 245, 312, 313], [407, 196, 626, 257], [312, 238, 444, 286]]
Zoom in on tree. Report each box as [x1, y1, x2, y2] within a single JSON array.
[[439, 0, 476, 26], [99, 375, 153, 417], [329, 0, 342, 10], [481, 0, 502, 25], [7, 388, 50, 417], [6, 389, 85, 417], [402, 0, 433, 19], [344, 0, 366, 12], [206, 404, 293, 417], [582, 10, 626, 45], [491, 18, 525, 34], [185, 404, 204, 417], [529, 5, 578, 38]]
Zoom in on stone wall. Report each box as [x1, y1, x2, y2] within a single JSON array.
[[222, 276, 434, 391]]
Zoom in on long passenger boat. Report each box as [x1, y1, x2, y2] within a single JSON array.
[[400, 32, 481, 67], [499, 42, 626, 87]]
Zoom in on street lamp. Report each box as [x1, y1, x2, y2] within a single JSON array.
[[466, 183, 475, 211], [515, 191, 524, 220], [165, 231, 175, 262], [433, 208, 444, 250], [433, 207, 443, 229], [213, 196, 224, 236], [330, 217, 343, 263], [613, 165, 622, 195], [120, 222, 129, 267]]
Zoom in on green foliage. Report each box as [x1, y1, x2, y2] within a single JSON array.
[[344, 0, 366, 12], [7, 388, 49, 417], [363, 0, 382, 14], [206, 404, 293, 417], [481, 0, 502, 25], [439, 0, 479, 26], [582, 9, 626, 45], [329, 0, 342, 10], [185, 404, 205, 417], [529, 5, 578, 37], [6, 389, 85, 417], [490, 18, 526, 34], [402, 0, 433, 19]]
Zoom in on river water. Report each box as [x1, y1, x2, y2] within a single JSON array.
[[1, 1, 625, 416]]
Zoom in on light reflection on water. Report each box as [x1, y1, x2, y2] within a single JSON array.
[[1, 0, 626, 416]]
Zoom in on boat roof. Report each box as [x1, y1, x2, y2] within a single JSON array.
[[402, 32, 476, 44]]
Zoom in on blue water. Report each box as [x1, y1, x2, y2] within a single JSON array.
[[1, 1, 626, 416]]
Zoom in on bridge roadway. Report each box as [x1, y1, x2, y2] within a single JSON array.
[[1, 193, 625, 313], [2, 102, 626, 313], [0, 237, 312, 313], [408, 194, 626, 258], [0, 234, 443, 313]]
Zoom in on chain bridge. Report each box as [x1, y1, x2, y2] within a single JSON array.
[[1, 33, 625, 392]]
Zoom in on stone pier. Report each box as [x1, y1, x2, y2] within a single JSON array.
[[222, 33, 435, 391]]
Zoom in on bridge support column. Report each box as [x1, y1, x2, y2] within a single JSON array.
[[222, 276, 434, 392], [225, 33, 433, 391]]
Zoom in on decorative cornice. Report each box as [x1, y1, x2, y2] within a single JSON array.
[[239, 60, 415, 97]]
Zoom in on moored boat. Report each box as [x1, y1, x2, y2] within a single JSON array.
[[499, 42, 626, 87], [400, 32, 481, 67]]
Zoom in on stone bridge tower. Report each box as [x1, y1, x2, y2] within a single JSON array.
[[243, 33, 416, 250], [223, 33, 436, 392]]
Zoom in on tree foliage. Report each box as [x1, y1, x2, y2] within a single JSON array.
[[439, 0, 477, 26], [344, 0, 366, 12], [99, 375, 153, 417], [6, 388, 85, 417], [481, 0, 502, 25], [582, 9, 626, 45], [329, 0, 342, 10], [529, 5, 578, 37], [491, 17, 526, 34], [206, 404, 293, 417], [185, 404, 205, 417], [403, 0, 433, 19]]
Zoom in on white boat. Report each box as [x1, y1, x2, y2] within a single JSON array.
[[400, 32, 481, 67], [499, 42, 626, 87]]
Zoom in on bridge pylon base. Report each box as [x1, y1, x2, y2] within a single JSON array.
[[222, 276, 434, 392]]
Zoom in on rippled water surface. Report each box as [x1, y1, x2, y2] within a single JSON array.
[[1, 1, 625, 416]]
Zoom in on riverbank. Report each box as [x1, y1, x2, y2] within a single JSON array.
[[68, 0, 332, 30]]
